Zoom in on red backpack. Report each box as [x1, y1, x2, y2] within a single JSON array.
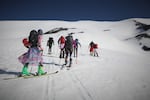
[[93, 44, 98, 49], [22, 38, 30, 48]]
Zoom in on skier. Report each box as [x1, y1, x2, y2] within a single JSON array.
[[73, 38, 81, 57], [89, 41, 94, 56], [18, 30, 46, 76], [58, 36, 65, 58], [64, 34, 74, 67], [89, 41, 99, 57], [47, 37, 54, 54]]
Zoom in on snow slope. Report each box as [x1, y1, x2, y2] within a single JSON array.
[[0, 18, 150, 100]]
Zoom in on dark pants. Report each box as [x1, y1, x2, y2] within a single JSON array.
[[65, 47, 73, 65], [59, 48, 65, 58], [48, 44, 52, 53]]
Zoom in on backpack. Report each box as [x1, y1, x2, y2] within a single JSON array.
[[93, 44, 98, 49], [48, 37, 54, 45], [73, 39, 78, 47], [22, 38, 30, 48], [38, 29, 43, 35], [29, 30, 39, 47], [65, 35, 73, 49]]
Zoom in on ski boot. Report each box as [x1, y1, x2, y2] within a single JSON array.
[[60, 58, 68, 70], [21, 64, 30, 76], [37, 65, 47, 76], [66, 58, 72, 70]]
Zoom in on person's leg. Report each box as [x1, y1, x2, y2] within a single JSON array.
[[49, 44, 52, 53], [59, 49, 62, 58], [65, 49, 69, 65], [73, 47, 75, 57], [48, 46, 50, 54], [76, 48, 78, 57], [21, 63, 30, 76], [62, 48, 65, 58], [69, 49, 73, 67], [95, 49, 99, 57], [37, 64, 46, 75]]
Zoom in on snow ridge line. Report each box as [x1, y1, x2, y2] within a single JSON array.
[[68, 70, 95, 100]]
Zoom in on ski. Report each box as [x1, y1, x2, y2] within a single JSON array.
[[3, 71, 58, 80], [60, 64, 66, 70], [24, 71, 58, 79], [61, 64, 71, 70], [3, 74, 35, 80]]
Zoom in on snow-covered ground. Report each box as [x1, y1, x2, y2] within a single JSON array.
[[0, 18, 150, 100]]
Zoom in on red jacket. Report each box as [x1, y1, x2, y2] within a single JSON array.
[[58, 36, 65, 44]]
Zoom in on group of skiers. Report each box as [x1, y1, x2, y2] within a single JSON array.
[[47, 34, 81, 67], [89, 41, 99, 57], [57, 35, 81, 58], [18, 29, 99, 76]]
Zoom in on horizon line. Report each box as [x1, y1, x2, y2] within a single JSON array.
[[0, 17, 150, 22]]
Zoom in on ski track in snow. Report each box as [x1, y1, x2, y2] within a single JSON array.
[[68, 70, 95, 100], [44, 55, 95, 100]]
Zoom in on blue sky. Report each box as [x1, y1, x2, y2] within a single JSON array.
[[0, 0, 150, 21]]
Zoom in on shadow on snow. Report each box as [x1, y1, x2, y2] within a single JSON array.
[[0, 69, 20, 76]]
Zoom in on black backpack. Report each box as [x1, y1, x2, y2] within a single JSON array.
[[65, 35, 73, 49], [38, 29, 43, 35], [29, 30, 39, 47], [48, 37, 54, 45]]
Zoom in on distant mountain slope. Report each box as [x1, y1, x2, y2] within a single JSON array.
[[124, 19, 150, 51]]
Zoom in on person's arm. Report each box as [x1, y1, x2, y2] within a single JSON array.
[[57, 38, 60, 44], [78, 42, 81, 47]]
